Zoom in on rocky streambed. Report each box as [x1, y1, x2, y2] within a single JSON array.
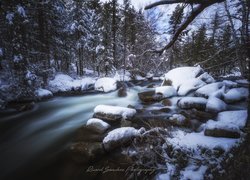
[[67, 67, 249, 180]]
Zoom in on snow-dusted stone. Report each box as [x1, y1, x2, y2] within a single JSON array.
[[204, 120, 240, 138], [177, 97, 207, 110], [205, 97, 227, 113], [86, 118, 111, 134], [93, 105, 136, 122], [164, 66, 204, 89], [223, 88, 249, 103], [222, 80, 238, 88], [103, 127, 140, 151], [94, 77, 117, 92], [197, 72, 215, 83], [216, 110, 248, 129], [155, 86, 177, 98], [195, 82, 224, 98], [169, 114, 187, 126], [35, 88, 53, 99], [178, 78, 206, 96]]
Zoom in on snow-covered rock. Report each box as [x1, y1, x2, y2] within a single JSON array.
[[35, 88, 53, 99], [197, 72, 215, 83], [86, 118, 110, 134], [169, 114, 187, 126], [177, 97, 207, 110], [94, 105, 136, 121], [223, 88, 249, 103], [195, 82, 224, 98], [178, 78, 206, 96], [164, 66, 204, 89], [216, 110, 248, 129], [205, 97, 227, 113], [167, 130, 240, 152], [155, 86, 177, 98], [204, 120, 240, 138], [94, 77, 117, 92], [103, 127, 140, 151], [48, 74, 95, 93]]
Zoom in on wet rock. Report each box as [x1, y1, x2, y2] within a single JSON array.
[[17, 102, 35, 112], [93, 112, 123, 123], [161, 99, 172, 106], [161, 79, 172, 86], [177, 97, 207, 111], [74, 126, 105, 142], [204, 129, 240, 139], [120, 119, 132, 127], [138, 90, 162, 103], [117, 85, 127, 97], [69, 142, 105, 163], [181, 109, 216, 123], [147, 83, 155, 88], [150, 107, 171, 115], [86, 118, 110, 134]]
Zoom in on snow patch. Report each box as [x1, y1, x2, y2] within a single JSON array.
[[94, 105, 136, 119], [35, 88, 53, 98], [103, 127, 139, 143], [206, 97, 227, 113], [95, 77, 117, 92], [224, 88, 249, 103], [155, 86, 177, 98], [178, 78, 206, 96], [86, 118, 110, 133]]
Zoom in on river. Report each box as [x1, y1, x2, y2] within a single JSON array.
[[0, 85, 146, 180]]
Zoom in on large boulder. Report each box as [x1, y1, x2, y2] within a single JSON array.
[[103, 127, 140, 152], [95, 77, 117, 92], [177, 97, 207, 110], [178, 78, 206, 96], [93, 105, 136, 123], [86, 118, 110, 134]]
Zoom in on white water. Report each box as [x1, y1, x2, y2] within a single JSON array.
[[0, 86, 144, 179]]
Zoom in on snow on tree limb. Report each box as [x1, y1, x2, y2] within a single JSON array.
[[145, 0, 226, 55]]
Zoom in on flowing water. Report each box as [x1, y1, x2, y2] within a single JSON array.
[[0, 85, 145, 180]]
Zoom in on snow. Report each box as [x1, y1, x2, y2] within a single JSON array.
[[86, 118, 110, 133], [195, 82, 224, 98], [222, 80, 238, 88], [205, 97, 227, 113], [205, 119, 240, 132], [180, 165, 207, 180], [216, 110, 248, 129], [197, 72, 215, 84], [167, 130, 240, 152], [169, 114, 186, 123], [94, 105, 136, 119], [0, 48, 3, 56], [178, 78, 206, 96], [155, 86, 177, 98], [178, 97, 207, 109], [113, 70, 131, 81], [6, 12, 14, 24], [103, 127, 139, 143], [48, 74, 95, 93], [17, 5, 26, 17], [164, 66, 203, 89], [224, 88, 249, 103], [35, 88, 53, 98], [94, 77, 117, 92], [13, 54, 23, 63]]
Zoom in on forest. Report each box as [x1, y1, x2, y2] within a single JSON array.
[[0, 0, 249, 180]]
